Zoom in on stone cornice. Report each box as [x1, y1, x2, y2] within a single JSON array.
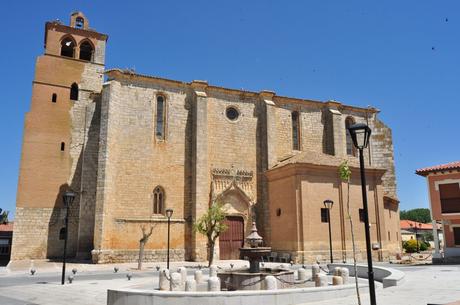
[[104, 68, 380, 113]]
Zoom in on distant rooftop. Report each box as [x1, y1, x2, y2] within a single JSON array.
[[415, 161, 460, 177], [400, 220, 440, 230]]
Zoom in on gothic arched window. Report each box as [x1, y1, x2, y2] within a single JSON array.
[[291, 111, 301, 150], [79, 41, 94, 61], [345, 116, 356, 156], [155, 95, 166, 140], [61, 37, 76, 58], [70, 83, 79, 100], [153, 186, 165, 214]]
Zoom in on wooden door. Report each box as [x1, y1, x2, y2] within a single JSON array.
[[219, 216, 244, 260]]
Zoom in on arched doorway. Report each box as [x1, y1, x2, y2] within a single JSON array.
[[216, 187, 252, 260], [219, 216, 244, 259]]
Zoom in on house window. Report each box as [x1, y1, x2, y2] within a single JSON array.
[[359, 208, 365, 222], [60, 37, 76, 58], [321, 208, 329, 223], [70, 83, 79, 100], [153, 186, 165, 214], [155, 95, 166, 139], [292, 111, 300, 150], [52, 93, 57, 103], [388, 231, 391, 241], [439, 183, 460, 213], [79, 41, 93, 61], [60, 142, 65, 151], [345, 116, 356, 156], [454, 228, 460, 246], [226, 107, 239, 121]]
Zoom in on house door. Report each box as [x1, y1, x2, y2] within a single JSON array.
[[219, 216, 244, 260]]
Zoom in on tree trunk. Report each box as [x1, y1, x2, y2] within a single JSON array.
[[138, 241, 145, 270], [347, 182, 362, 305], [208, 240, 215, 267]]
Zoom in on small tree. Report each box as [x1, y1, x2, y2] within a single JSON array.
[[0, 209, 9, 224], [138, 224, 156, 270], [194, 202, 228, 267], [339, 161, 361, 305]]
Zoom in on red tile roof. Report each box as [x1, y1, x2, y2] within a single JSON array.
[[400, 220, 440, 230], [416, 161, 460, 176], [0, 222, 13, 232]]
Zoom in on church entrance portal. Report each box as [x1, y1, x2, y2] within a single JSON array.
[[219, 216, 244, 260]]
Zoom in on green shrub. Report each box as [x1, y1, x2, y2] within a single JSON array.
[[419, 241, 428, 251], [403, 239, 418, 253], [403, 239, 429, 252]]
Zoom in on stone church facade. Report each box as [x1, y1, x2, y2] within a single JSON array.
[[11, 13, 401, 264]]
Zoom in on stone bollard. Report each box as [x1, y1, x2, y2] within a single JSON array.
[[332, 276, 343, 286], [178, 267, 187, 285], [312, 264, 320, 280], [209, 265, 218, 278], [208, 276, 220, 291], [159, 269, 170, 291], [194, 269, 203, 283], [298, 268, 307, 281], [185, 279, 197, 291], [264, 275, 277, 290], [315, 273, 328, 287], [340, 267, 349, 284], [170, 272, 182, 291], [333, 267, 342, 276]]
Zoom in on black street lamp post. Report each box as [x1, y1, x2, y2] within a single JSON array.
[[323, 199, 334, 263], [347, 123, 376, 305], [61, 191, 76, 285], [165, 208, 173, 270]]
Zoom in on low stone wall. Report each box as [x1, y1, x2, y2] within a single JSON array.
[[328, 263, 404, 288], [91, 248, 186, 263], [108, 282, 368, 305]]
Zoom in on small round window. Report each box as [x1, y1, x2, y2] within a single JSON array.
[[226, 107, 239, 121]]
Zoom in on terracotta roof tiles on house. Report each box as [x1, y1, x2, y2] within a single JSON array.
[[415, 161, 460, 176], [400, 220, 440, 230]]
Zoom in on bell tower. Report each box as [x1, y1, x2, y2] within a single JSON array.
[[11, 12, 108, 261]]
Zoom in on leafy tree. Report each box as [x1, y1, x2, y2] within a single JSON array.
[[194, 201, 228, 267], [339, 161, 361, 305], [0, 209, 9, 224], [138, 224, 157, 270], [400, 208, 431, 223]]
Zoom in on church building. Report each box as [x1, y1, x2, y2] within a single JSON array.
[[11, 13, 401, 264]]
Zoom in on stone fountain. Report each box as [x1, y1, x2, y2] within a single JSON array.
[[217, 221, 294, 290]]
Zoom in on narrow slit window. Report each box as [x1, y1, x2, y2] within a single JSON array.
[[59, 227, 66, 240], [70, 83, 78, 100], [153, 186, 165, 214], [52, 93, 57, 103], [60, 142, 65, 151], [291, 111, 300, 150], [345, 116, 356, 156], [321, 208, 329, 223], [155, 95, 165, 139], [359, 208, 365, 222]]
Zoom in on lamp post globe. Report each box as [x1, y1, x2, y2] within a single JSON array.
[[347, 123, 371, 150], [165, 208, 173, 269], [323, 199, 334, 263], [347, 123, 377, 305], [61, 190, 76, 285]]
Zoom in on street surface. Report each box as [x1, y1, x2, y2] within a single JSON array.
[[1, 261, 460, 305]]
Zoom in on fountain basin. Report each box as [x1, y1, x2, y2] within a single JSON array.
[[218, 267, 295, 290]]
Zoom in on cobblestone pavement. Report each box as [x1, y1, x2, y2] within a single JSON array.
[[1, 261, 460, 305]]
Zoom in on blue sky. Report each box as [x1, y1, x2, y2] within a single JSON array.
[[1, 1, 459, 219]]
